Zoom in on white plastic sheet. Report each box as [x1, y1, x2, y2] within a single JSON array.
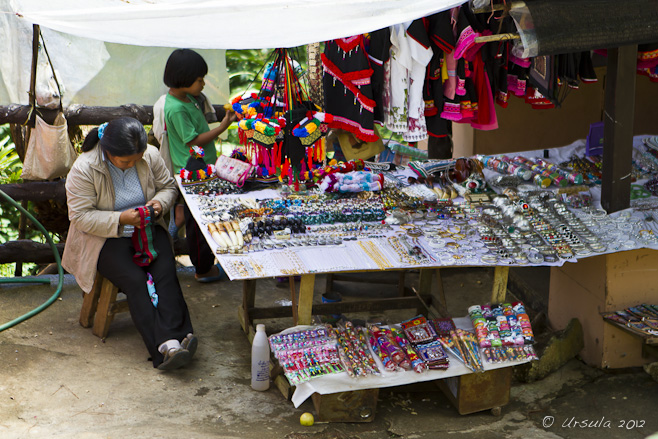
[[9, 0, 466, 50], [0, 0, 230, 106]]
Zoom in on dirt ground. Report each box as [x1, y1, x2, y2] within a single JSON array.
[[1, 265, 657, 439]]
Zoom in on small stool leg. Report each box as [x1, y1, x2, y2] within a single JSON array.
[[79, 272, 102, 328], [92, 276, 120, 339]]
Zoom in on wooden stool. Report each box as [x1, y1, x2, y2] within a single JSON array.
[[79, 272, 129, 339]]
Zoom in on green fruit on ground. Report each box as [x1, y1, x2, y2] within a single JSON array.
[[299, 412, 314, 426]]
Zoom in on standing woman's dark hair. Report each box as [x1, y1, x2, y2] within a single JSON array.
[[81, 117, 148, 156], [163, 49, 208, 88]]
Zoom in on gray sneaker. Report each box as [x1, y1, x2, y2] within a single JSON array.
[[157, 347, 191, 371], [181, 334, 198, 358]]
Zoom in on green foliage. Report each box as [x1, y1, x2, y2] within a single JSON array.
[[0, 125, 21, 184], [0, 124, 42, 275], [222, 48, 309, 149], [0, 263, 16, 277], [226, 49, 274, 96], [0, 124, 25, 243], [226, 47, 309, 97]]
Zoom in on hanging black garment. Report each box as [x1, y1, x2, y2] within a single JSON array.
[[367, 27, 391, 125]]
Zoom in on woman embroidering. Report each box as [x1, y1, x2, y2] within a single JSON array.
[[63, 117, 197, 370]]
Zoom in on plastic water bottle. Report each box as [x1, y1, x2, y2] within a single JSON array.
[[251, 324, 270, 391]]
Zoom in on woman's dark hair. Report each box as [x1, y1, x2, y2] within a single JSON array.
[[81, 117, 148, 156], [163, 49, 208, 88]]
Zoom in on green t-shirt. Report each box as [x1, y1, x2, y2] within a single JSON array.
[[164, 93, 218, 173]]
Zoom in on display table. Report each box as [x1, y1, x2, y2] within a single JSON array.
[[175, 134, 658, 418], [237, 266, 509, 335], [179, 135, 658, 284], [176, 135, 658, 341], [176, 180, 526, 418]]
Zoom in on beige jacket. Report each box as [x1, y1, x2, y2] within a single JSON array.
[[62, 144, 178, 293]]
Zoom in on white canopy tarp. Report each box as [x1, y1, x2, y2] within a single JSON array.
[[9, 0, 466, 49], [0, 0, 229, 107], [3, 0, 465, 107]]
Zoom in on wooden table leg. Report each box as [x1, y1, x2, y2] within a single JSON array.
[[492, 266, 509, 303], [398, 271, 406, 297], [289, 276, 298, 325], [297, 274, 316, 325], [418, 268, 433, 296], [325, 273, 334, 294], [239, 279, 257, 334], [434, 268, 448, 317], [419, 268, 447, 317]]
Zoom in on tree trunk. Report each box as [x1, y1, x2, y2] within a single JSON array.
[[0, 181, 67, 204], [0, 240, 65, 264], [0, 104, 226, 127], [0, 238, 189, 265]]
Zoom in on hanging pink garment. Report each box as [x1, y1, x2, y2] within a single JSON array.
[[470, 52, 498, 130]]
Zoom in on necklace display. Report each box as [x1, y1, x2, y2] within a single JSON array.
[[381, 187, 428, 211], [222, 257, 265, 279], [182, 177, 245, 195], [261, 196, 386, 225], [296, 246, 360, 272], [176, 148, 658, 279], [196, 196, 258, 223], [387, 236, 431, 265], [209, 188, 616, 277], [357, 240, 394, 270]]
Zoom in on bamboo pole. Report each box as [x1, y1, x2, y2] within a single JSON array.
[[16, 24, 40, 277], [473, 33, 520, 44]]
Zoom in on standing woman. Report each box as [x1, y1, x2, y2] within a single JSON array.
[[63, 117, 197, 370]]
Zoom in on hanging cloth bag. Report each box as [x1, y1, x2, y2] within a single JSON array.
[[21, 30, 77, 180], [21, 112, 77, 180]]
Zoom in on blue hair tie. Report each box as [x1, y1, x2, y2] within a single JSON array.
[[97, 122, 108, 139]]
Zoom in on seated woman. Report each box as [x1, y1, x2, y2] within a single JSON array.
[[63, 117, 197, 371]]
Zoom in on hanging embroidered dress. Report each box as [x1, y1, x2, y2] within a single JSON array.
[[407, 11, 455, 139], [322, 36, 379, 142], [384, 22, 433, 142]]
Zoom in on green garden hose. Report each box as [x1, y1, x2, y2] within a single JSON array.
[[0, 188, 64, 332]]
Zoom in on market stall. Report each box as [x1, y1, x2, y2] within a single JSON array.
[[8, 0, 658, 423], [173, 131, 658, 418]]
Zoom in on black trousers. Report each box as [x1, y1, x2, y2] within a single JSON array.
[[183, 202, 215, 275], [97, 225, 193, 368]]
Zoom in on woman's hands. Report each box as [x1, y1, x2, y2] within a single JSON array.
[[119, 208, 142, 227], [145, 200, 163, 218], [119, 200, 163, 227]]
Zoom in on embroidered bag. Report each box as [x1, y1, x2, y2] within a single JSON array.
[[215, 155, 253, 187]]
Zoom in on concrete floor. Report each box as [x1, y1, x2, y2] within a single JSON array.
[[0, 265, 657, 439]]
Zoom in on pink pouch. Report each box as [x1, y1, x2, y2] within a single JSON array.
[[215, 155, 253, 187]]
